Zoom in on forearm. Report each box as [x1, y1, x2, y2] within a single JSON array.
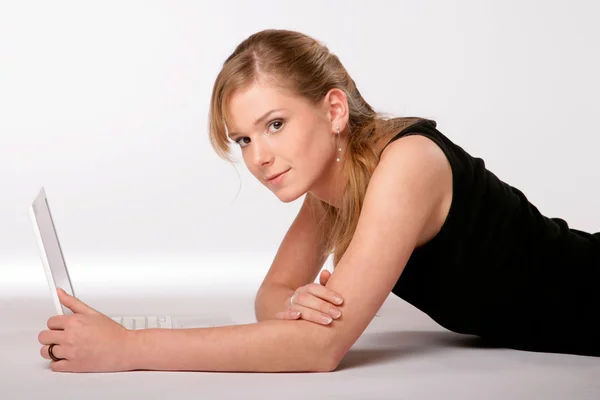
[[127, 319, 337, 373], [254, 283, 295, 321]]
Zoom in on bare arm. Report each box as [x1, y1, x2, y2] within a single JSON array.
[[128, 319, 337, 372], [127, 134, 450, 373], [318, 135, 451, 363], [254, 283, 296, 321], [255, 194, 330, 321], [128, 194, 337, 373]]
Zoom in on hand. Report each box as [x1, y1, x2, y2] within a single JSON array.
[[38, 288, 134, 373], [275, 269, 344, 325]]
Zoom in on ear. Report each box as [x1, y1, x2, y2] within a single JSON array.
[[323, 88, 349, 134]]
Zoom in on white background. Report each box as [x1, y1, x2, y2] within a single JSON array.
[[1, 0, 599, 295]]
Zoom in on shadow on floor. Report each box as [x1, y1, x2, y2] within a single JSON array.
[[337, 330, 499, 370]]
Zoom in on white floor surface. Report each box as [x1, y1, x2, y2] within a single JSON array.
[[1, 284, 599, 400]]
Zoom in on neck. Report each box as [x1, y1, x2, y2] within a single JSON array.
[[308, 159, 347, 209]]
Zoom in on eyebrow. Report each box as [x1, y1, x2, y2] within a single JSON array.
[[228, 108, 286, 139]]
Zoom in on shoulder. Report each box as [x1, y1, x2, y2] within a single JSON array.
[[378, 132, 449, 175], [371, 133, 453, 246]]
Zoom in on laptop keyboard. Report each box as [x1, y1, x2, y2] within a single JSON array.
[[111, 316, 173, 330]]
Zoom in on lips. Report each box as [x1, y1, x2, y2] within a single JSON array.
[[266, 169, 289, 181]]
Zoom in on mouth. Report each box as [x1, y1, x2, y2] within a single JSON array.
[[266, 169, 290, 182]]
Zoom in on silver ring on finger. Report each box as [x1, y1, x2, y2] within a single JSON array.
[[290, 291, 299, 307]]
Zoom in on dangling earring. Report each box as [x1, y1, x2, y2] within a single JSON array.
[[336, 126, 342, 162]]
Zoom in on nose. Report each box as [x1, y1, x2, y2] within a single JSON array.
[[251, 136, 274, 168]]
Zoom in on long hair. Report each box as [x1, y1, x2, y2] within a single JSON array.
[[208, 29, 424, 267]]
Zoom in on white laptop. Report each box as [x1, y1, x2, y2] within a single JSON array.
[[29, 186, 235, 330]]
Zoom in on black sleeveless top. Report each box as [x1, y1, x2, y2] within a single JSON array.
[[385, 118, 600, 357]]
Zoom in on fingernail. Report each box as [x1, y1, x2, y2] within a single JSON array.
[[321, 315, 333, 324], [334, 297, 343, 305], [291, 311, 301, 318], [329, 308, 341, 318]]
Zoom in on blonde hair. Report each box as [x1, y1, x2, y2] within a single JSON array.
[[208, 29, 425, 267]]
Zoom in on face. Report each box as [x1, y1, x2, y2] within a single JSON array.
[[225, 81, 347, 203]]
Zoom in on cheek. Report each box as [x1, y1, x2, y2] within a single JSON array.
[[306, 134, 334, 163], [297, 142, 332, 179], [292, 128, 329, 160]]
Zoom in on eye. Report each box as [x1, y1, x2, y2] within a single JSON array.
[[234, 119, 285, 149], [235, 137, 251, 148], [267, 119, 284, 134]]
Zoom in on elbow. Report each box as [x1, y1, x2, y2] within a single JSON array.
[[316, 353, 341, 372], [314, 333, 348, 372]]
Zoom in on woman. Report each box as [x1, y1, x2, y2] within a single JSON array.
[[38, 29, 600, 373]]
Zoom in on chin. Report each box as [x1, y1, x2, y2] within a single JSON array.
[[274, 188, 305, 203]]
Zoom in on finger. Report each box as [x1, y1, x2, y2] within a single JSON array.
[[292, 291, 342, 320], [50, 360, 69, 372], [41, 343, 66, 361], [275, 310, 301, 320], [38, 329, 65, 346], [305, 282, 344, 305], [46, 315, 70, 330], [287, 303, 334, 325], [40, 345, 49, 360], [319, 269, 331, 285], [57, 288, 100, 315]]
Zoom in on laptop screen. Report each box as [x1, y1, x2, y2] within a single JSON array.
[[30, 187, 75, 315]]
